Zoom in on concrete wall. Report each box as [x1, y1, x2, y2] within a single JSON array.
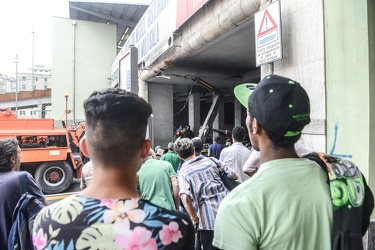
[[324, 0, 374, 183], [324, 1, 374, 246], [51, 17, 116, 125], [148, 83, 174, 149], [261, 0, 326, 153]]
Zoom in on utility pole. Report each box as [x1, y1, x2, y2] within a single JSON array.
[[14, 54, 18, 115], [31, 27, 35, 90]]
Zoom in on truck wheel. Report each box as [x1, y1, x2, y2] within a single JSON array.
[[34, 161, 73, 194]]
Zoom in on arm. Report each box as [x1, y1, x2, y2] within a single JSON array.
[[180, 193, 199, 226], [25, 173, 48, 206], [219, 161, 238, 180], [80, 174, 87, 189], [243, 149, 260, 177], [170, 176, 180, 210]]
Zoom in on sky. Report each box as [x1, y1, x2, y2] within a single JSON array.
[[0, 0, 152, 77]]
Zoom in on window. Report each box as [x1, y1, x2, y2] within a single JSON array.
[[22, 76, 26, 81], [44, 78, 48, 82], [22, 84, 26, 90]]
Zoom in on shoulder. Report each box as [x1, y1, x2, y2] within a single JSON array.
[[141, 199, 193, 226]]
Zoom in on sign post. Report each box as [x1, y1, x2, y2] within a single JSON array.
[[119, 46, 138, 94], [254, 0, 282, 66]]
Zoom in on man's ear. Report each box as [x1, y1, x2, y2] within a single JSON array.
[[253, 118, 260, 134], [141, 139, 151, 159], [80, 137, 90, 158], [10, 155, 16, 164]]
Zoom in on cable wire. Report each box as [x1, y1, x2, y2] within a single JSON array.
[[155, 86, 193, 130]]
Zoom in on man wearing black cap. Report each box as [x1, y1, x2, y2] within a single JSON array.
[[213, 75, 332, 249]]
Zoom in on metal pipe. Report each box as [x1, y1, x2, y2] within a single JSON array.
[[65, 93, 69, 130], [72, 21, 76, 123]]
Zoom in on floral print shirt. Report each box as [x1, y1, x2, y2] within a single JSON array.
[[32, 195, 194, 250]]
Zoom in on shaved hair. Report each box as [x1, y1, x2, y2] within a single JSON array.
[[84, 88, 152, 164]]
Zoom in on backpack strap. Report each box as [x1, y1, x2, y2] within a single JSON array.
[[304, 152, 374, 249]]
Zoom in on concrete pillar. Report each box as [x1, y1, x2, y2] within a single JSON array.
[[148, 83, 173, 149], [138, 79, 148, 102], [37, 104, 42, 119], [213, 96, 225, 142], [188, 92, 200, 137], [234, 98, 242, 127]]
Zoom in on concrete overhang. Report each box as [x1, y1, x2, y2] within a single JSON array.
[[139, 0, 262, 102]]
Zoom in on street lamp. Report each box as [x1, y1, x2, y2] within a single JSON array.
[[65, 93, 69, 130], [14, 54, 18, 115]]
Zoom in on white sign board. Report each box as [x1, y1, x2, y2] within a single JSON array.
[[254, 0, 282, 66]]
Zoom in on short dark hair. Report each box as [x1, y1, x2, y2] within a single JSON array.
[[232, 126, 246, 142], [214, 136, 220, 142], [264, 128, 301, 148], [84, 88, 152, 163], [250, 116, 299, 148], [191, 137, 203, 154], [174, 138, 194, 159], [0, 138, 19, 170]]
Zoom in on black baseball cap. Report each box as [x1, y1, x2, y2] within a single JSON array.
[[234, 75, 310, 137]]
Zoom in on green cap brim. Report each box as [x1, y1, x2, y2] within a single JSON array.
[[234, 83, 258, 108]]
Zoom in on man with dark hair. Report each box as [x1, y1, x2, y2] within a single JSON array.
[[224, 138, 232, 147], [0, 138, 46, 249], [219, 125, 251, 183], [138, 149, 180, 210], [207, 136, 224, 160], [175, 137, 236, 250], [214, 75, 332, 249], [160, 142, 180, 172], [32, 89, 194, 249], [191, 137, 204, 156]]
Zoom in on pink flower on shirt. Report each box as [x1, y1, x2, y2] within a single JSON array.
[[115, 226, 157, 250], [159, 221, 183, 245], [100, 199, 118, 208], [32, 228, 46, 250]]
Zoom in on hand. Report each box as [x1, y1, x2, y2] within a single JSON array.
[[194, 222, 199, 233], [191, 216, 199, 225]]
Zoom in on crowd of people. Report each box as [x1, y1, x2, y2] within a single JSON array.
[[0, 74, 373, 249]]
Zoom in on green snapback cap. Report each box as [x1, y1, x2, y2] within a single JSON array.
[[233, 83, 258, 108]]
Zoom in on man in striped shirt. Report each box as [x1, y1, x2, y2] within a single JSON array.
[[174, 137, 237, 250]]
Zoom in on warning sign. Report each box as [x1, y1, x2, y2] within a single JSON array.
[[254, 0, 282, 66]]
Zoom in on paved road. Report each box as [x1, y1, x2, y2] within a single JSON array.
[[45, 178, 82, 204]]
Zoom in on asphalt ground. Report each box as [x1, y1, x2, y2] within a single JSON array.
[[45, 178, 81, 204]]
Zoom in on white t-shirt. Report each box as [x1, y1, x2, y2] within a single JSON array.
[[242, 143, 310, 174]]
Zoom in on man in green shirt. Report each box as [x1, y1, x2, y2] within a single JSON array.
[[138, 149, 180, 210], [160, 142, 180, 172], [213, 75, 332, 250]]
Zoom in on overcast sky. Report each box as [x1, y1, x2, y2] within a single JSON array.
[[0, 0, 152, 76]]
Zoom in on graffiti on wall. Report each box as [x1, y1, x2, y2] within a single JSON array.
[[329, 123, 352, 159]]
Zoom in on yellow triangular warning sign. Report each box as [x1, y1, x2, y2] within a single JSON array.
[[257, 9, 278, 37]]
